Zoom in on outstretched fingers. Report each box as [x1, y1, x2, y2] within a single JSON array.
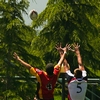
[[55, 43, 62, 51], [56, 43, 81, 53], [73, 43, 80, 51], [13, 52, 19, 60], [68, 43, 80, 52]]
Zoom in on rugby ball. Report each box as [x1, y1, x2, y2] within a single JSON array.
[[29, 9, 38, 20]]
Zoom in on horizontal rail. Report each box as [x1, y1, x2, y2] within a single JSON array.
[[0, 76, 100, 84], [87, 89, 100, 99]]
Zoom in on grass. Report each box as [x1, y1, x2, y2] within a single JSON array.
[[54, 95, 68, 100]]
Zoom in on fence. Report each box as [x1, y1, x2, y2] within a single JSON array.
[[0, 74, 100, 100]]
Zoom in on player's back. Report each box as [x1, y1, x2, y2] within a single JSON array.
[[68, 79, 87, 100]]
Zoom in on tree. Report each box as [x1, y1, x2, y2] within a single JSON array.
[[0, 0, 40, 99], [32, 0, 100, 77]]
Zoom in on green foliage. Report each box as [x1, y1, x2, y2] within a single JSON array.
[[0, 0, 100, 99], [32, 0, 100, 77], [54, 95, 68, 100], [0, 0, 39, 99]]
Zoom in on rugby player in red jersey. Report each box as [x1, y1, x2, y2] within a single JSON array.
[[13, 44, 70, 100]]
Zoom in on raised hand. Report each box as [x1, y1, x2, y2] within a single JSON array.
[[55, 43, 71, 54], [68, 43, 80, 52], [13, 52, 20, 61], [73, 43, 80, 51], [66, 44, 72, 51], [55, 43, 63, 52], [13, 52, 32, 69]]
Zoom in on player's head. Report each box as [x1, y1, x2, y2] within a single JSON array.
[[46, 63, 54, 76], [74, 68, 82, 78]]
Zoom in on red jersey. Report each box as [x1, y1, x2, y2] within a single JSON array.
[[30, 65, 60, 100]]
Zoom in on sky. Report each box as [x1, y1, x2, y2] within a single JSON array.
[[24, 0, 48, 25]]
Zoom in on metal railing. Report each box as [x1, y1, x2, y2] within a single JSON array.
[[0, 75, 100, 100]]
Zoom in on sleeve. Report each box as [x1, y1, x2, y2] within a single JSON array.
[[53, 65, 61, 75], [65, 70, 74, 83], [30, 67, 42, 82], [82, 70, 87, 77], [82, 70, 87, 81], [66, 70, 74, 77], [30, 67, 37, 76]]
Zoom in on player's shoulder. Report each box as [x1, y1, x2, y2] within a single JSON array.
[[82, 70, 87, 78], [36, 68, 42, 72], [54, 64, 60, 69], [34, 68, 43, 74]]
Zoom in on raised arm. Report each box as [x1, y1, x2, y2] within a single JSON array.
[[73, 43, 85, 70], [55, 43, 70, 71], [13, 52, 32, 70]]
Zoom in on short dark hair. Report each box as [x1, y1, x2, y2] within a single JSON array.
[[46, 63, 54, 76], [74, 68, 82, 78]]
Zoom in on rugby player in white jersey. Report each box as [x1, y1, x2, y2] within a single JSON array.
[[56, 43, 87, 100]]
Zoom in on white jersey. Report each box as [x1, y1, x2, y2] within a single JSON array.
[[68, 79, 87, 100], [65, 70, 87, 100]]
